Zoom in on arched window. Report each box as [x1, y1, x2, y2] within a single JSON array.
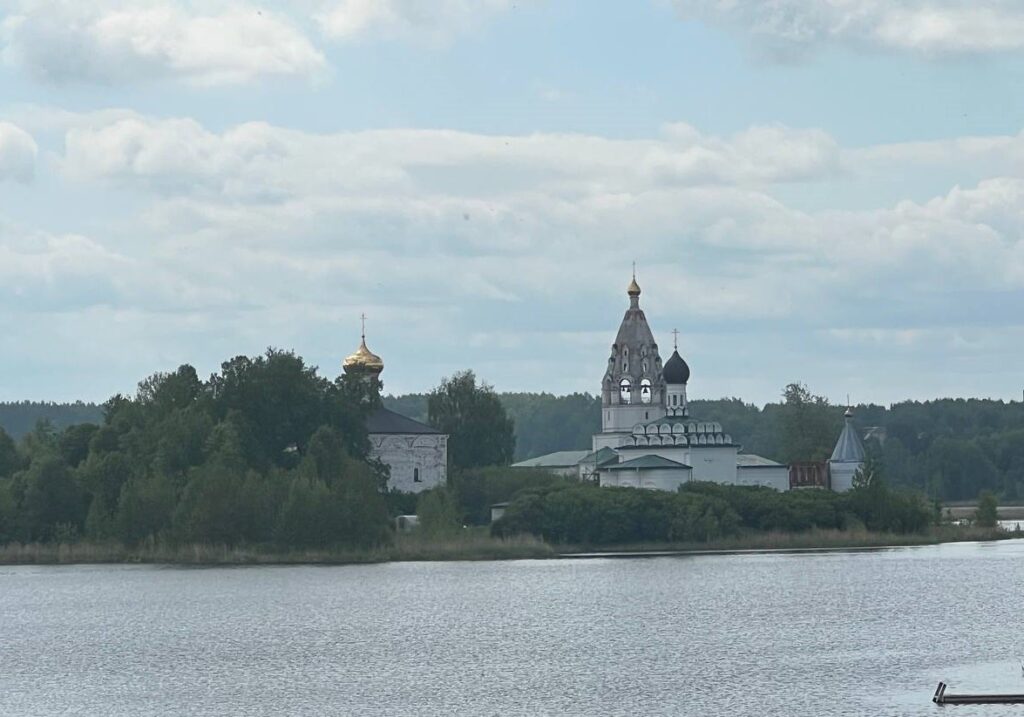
[[619, 378, 632, 404], [640, 378, 652, 404], [413, 468, 421, 483]]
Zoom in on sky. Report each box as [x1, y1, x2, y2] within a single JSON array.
[[2, 0, 1024, 407]]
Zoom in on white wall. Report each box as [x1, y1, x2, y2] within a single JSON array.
[[829, 461, 860, 492], [688, 446, 740, 484], [736, 466, 789, 491], [601, 403, 666, 432], [371, 434, 448, 493], [599, 467, 692, 491]]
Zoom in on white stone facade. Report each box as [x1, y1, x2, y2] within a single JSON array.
[[371, 433, 448, 493]]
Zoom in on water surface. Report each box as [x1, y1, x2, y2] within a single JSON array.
[[3, 540, 1024, 716]]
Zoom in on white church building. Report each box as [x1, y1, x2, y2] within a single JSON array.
[[342, 329, 448, 493], [513, 274, 864, 493]]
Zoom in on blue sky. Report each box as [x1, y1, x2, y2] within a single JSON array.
[[2, 0, 1024, 406]]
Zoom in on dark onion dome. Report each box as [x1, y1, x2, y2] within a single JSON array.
[[662, 349, 690, 384]]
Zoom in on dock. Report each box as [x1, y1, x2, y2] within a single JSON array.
[[933, 681, 1024, 705]]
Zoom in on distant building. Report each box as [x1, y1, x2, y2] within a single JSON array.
[[343, 327, 448, 493], [828, 408, 866, 492], [514, 274, 788, 492], [511, 450, 590, 477]]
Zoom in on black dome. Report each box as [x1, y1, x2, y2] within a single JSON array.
[[662, 350, 690, 384]]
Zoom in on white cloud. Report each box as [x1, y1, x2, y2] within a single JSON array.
[[675, 0, 1024, 56], [0, 121, 37, 181], [315, 0, 514, 43], [58, 114, 842, 199], [1, 0, 326, 86]]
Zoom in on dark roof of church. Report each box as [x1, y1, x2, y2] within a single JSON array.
[[366, 407, 442, 435], [605, 455, 692, 471], [662, 349, 690, 384]]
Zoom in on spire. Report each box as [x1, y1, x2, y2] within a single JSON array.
[[830, 407, 865, 463], [627, 264, 641, 309]]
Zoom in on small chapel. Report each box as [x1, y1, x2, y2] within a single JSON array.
[[342, 325, 448, 493], [514, 273, 864, 493]]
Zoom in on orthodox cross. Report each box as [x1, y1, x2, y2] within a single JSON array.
[[672, 328, 680, 350], [360, 313, 367, 340]]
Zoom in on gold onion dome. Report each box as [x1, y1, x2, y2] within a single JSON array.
[[343, 337, 384, 373], [627, 275, 641, 297]]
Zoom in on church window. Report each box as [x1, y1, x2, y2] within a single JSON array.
[[413, 468, 421, 483], [619, 378, 632, 404], [640, 378, 652, 404], [642, 361, 648, 373], [672, 394, 677, 406], [623, 361, 628, 373]]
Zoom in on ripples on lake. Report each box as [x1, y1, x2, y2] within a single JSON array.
[[3, 540, 1024, 716]]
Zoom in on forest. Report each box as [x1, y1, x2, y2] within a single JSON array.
[[2, 381, 1024, 503], [380, 386, 1024, 501]]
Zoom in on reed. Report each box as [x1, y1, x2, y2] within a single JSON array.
[[0, 532, 553, 566]]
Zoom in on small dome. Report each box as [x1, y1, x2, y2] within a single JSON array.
[[343, 338, 384, 373], [662, 349, 690, 384], [627, 276, 641, 296]]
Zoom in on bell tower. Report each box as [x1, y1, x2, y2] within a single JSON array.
[[597, 271, 666, 445]]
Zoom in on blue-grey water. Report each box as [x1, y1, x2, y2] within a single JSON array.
[[3, 540, 1024, 716]]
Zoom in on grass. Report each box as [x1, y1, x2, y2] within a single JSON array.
[[0, 524, 1013, 566], [0, 531, 553, 566], [558, 524, 1015, 556]]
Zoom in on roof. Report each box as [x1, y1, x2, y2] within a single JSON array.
[[662, 349, 690, 384], [830, 411, 866, 463], [737, 453, 785, 468], [512, 450, 590, 469], [578, 446, 619, 466], [365, 406, 442, 435], [605, 455, 692, 471]]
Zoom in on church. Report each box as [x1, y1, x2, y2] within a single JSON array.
[[514, 274, 864, 493], [342, 328, 448, 493]]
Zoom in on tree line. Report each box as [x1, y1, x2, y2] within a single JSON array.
[[0, 351, 393, 548], [5, 379, 1024, 506], [491, 478, 934, 546]]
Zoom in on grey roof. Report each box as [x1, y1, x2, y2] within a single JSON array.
[[366, 407, 442, 435], [830, 411, 866, 463], [578, 446, 619, 466], [512, 450, 590, 468], [736, 453, 785, 468], [605, 455, 692, 471]]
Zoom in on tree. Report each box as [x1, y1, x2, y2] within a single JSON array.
[[0, 427, 20, 478], [976, 490, 998, 528], [20, 456, 85, 541], [428, 370, 514, 470], [777, 383, 842, 464], [416, 487, 461, 537]]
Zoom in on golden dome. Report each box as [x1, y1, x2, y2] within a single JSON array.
[[627, 275, 641, 296], [343, 338, 384, 373]]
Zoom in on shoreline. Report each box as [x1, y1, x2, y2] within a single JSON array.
[[0, 526, 1015, 567]]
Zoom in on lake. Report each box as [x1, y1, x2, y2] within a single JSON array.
[[3, 540, 1024, 716]]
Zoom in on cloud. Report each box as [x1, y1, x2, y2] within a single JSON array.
[[675, 1, 1024, 56], [58, 114, 842, 199], [10, 109, 1024, 402], [315, 0, 514, 43], [0, 121, 37, 181], [0, 0, 326, 86]]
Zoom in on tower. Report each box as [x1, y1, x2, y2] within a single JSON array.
[[828, 407, 865, 492], [598, 271, 666, 439], [662, 329, 690, 417]]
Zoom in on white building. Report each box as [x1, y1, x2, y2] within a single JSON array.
[[518, 274, 790, 492], [343, 329, 448, 494], [828, 408, 866, 492]]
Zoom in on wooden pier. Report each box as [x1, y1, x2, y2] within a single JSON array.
[[933, 681, 1024, 705]]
